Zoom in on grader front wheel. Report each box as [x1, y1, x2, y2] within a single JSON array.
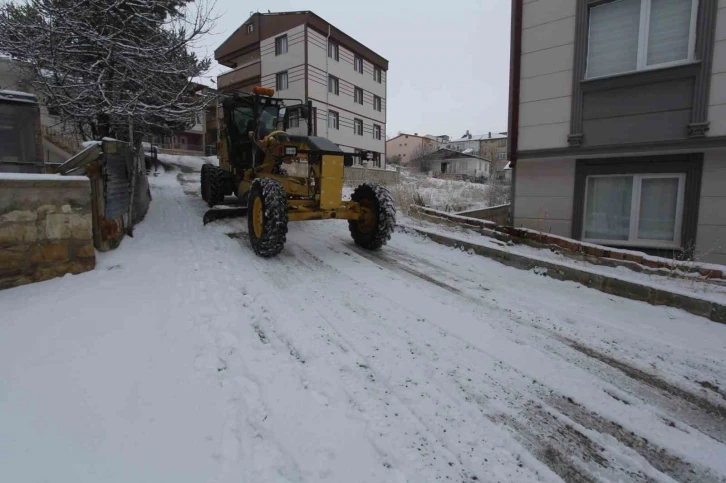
[[349, 183, 396, 250], [247, 178, 288, 257]]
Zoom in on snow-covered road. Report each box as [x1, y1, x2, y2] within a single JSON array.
[[2, 170, 726, 483]]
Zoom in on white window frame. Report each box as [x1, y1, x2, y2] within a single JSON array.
[[328, 110, 339, 130], [373, 95, 381, 112], [275, 35, 288, 56], [586, 0, 699, 79], [276, 71, 288, 91], [354, 56, 363, 74], [373, 124, 381, 140], [496, 152, 506, 160], [246, 24, 254, 34], [354, 87, 363, 105], [328, 42, 339, 61], [582, 173, 686, 248], [328, 75, 339, 95], [354, 118, 363, 136], [373, 67, 382, 83]]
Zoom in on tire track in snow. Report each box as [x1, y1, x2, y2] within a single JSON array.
[[285, 224, 726, 481]]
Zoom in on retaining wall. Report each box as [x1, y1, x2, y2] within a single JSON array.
[[457, 204, 511, 225], [0, 174, 95, 290]]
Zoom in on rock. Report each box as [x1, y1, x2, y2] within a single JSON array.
[[61, 204, 72, 213], [0, 223, 38, 243], [74, 242, 95, 259], [29, 242, 69, 263], [1, 210, 38, 222], [45, 214, 72, 240], [37, 205, 57, 215], [69, 214, 93, 239]]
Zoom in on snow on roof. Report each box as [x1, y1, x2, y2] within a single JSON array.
[[503, 161, 512, 170], [0, 89, 37, 104], [0, 173, 87, 182], [453, 132, 508, 141]]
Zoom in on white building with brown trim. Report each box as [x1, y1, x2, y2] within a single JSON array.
[[215, 11, 388, 168]]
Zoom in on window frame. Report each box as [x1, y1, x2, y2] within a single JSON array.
[[582, 172, 686, 248], [373, 67, 382, 83], [276, 71, 288, 91], [585, 0, 699, 80], [496, 152, 506, 160], [373, 124, 381, 140], [275, 35, 288, 56], [354, 87, 363, 105], [328, 75, 339, 95], [328, 41, 339, 61], [354, 55, 363, 74], [373, 95, 382, 112], [246, 23, 254, 34], [328, 110, 339, 130], [289, 109, 300, 128], [354, 118, 363, 136]]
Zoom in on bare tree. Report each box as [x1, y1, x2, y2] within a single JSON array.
[[0, 0, 217, 141], [408, 142, 437, 173]]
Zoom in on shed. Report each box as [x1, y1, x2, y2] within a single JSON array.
[[419, 148, 492, 179]]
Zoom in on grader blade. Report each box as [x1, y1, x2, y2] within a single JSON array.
[[202, 206, 248, 225]]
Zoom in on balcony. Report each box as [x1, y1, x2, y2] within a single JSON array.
[[218, 61, 261, 92]]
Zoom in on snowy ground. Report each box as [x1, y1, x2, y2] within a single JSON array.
[[2, 168, 726, 483], [390, 172, 509, 213]]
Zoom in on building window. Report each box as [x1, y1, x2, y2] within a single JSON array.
[[328, 110, 339, 130], [354, 55, 363, 74], [289, 109, 300, 128], [586, 0, 697, 79], [373, 124, 381, 140], [328, 41, 339, 61], [354, 87, 363, 105], [583, 174, 685, 247], [276, 71, 288, 91], [498, 138, 507, 147], [328, 75, 339, 95], [275, 35, 288, 56], [354, 118, 363, 135], [246, 23, 254, 33], [373, 95, 382, 112], [373, 67, 382, 83], [373, 152, 381, 168], [496, 152, 506, 160]]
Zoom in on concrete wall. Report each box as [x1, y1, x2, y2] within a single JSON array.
[[0, 174, 95, 290], [457, 204, 511, 225], [518, 0, 575, 150], [344, 165, 399, 186], [307, 27, 386, 158], [513, 157, 575, 237], [707, 2, 726, 136], [696, 150, 726, 264]]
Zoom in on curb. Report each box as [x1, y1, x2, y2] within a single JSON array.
[[399, 224, 726, 324]]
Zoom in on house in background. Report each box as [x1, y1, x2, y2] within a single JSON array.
[[418, 148, 491, 179], [0, 89, 43, 173], [385, 133, 439, 164], [509, 0, 726, 263], [214, 11, 388, 168]]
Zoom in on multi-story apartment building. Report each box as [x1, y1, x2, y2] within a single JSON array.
[[509, 0, 726, 263], [215, 11, 388, 167]]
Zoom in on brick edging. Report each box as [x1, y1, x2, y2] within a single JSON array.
[[399, 224, 726, 324]]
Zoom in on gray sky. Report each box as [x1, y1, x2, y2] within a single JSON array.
[[196, 0, 511, 139]]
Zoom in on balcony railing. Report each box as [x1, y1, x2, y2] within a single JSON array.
[[218, 61, 261, 91]]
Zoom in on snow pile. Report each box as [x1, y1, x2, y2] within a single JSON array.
[[156, 153, 218, 171]]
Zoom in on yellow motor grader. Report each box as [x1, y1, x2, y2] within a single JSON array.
[[201, 86, 395, 257]]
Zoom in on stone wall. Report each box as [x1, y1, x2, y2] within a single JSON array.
[[0, 174, 95, 290]]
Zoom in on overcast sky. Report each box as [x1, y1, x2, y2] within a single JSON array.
[[196, 0, 511, 139]]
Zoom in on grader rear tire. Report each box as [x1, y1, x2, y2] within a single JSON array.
[[247, 178, 288, 257], [206, 166, 226, 207], [200, 164, 211, 201], [349, 183, 396, 250]]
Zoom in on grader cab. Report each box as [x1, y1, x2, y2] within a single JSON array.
[[201, 87, 395, 257]]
